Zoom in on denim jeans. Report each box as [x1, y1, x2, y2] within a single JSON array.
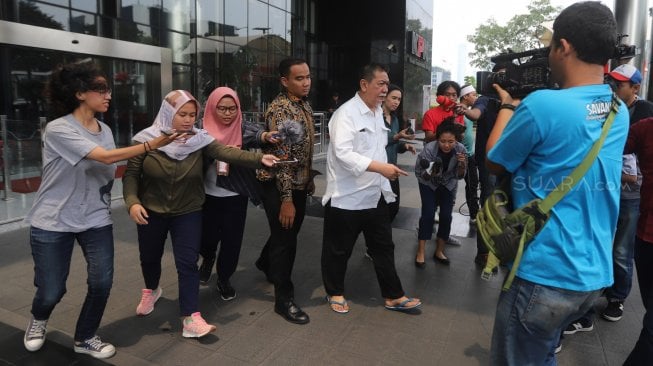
[[417, 183, 454, 241], [491, 277, 602, 366], [625, 237, 653, 365], [606, 198, 639, 301], [30, 225, 114, 342], [137, 210, 202, 317]]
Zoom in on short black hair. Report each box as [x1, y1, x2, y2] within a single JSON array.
[[360, 63, 388, 82], [436, 81, 461, 97], [278, 58, 308, 78], [552, 1, 617, 65], [46, 61, 106, 119]]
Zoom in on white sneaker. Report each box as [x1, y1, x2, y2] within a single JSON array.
[[24, 317, 47, 352]]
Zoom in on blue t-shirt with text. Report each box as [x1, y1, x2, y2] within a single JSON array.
[[487, 84, 628, 291]]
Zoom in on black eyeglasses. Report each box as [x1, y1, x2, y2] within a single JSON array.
[[216, 106, 238, 113], [90, 88, 112, 96]]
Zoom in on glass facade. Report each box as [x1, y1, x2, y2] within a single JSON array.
[[0, 0, 432, 222], [404, 0, 433, 123]]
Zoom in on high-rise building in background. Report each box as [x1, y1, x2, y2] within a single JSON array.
[[0, 0, 432, 222]]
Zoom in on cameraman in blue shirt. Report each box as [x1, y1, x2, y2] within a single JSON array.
[[484, 2, 629, 364]]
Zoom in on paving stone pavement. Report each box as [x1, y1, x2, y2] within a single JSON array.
[[0, 151, 644, 365]]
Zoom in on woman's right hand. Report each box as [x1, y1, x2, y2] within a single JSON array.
[[148, 133, 183, 150], [129, 204, 149, 225]]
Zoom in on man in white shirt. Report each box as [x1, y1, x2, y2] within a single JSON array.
[[321, 63, 421, 314]]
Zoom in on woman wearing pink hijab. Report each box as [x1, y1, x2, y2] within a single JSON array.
[[198, 87, 279, 300]]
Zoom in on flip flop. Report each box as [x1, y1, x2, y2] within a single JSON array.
[[326, 296, 350, 314], [384, 297, 421, 312]]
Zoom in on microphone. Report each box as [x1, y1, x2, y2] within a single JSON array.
[[436, 95, 456, 110]]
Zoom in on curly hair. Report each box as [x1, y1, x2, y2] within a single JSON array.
[[46, 61, 106, 119]]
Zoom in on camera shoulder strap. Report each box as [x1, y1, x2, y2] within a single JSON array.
[[539, 94, 621, 213]]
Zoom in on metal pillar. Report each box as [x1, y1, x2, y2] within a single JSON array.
[[1, 115, 11, 200], [614, 0, 650, 98]]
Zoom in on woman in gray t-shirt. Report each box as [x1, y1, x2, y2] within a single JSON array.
[[23, 62, 178, 359]]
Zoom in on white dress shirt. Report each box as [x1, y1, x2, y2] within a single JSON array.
[[322, 92, 395, 210]]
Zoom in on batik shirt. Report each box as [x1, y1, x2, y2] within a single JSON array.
[[257, 92, 314, 202]]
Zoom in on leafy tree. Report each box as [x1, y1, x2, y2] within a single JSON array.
[[467, 0, 560, 70], [463, 75, 476, 87]]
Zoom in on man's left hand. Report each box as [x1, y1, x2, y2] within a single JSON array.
[[279, 201, 295, 229]]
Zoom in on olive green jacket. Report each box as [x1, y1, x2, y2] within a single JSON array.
[[123, 141, 262, 216]]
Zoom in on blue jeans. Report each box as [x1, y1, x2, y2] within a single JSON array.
[[491, 277, 602, 366], [137, 210, 202, 317], [417, 183, 454, 241], [30, 225, 114, 342], [606, 198, 639, 301]]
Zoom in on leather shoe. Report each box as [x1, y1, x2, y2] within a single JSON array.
[[275, 301, 310, 324], [414, 260, 425, 268]]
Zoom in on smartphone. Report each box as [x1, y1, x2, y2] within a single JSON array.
[[161, 129, 196, 136], [273, 158, 299, 165]]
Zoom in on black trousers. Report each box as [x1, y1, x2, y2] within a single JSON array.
[[258, 180, 307, 304], [464, 155, 479, 219], [625, 237, 653, 365], [476, 153, 496, 256], [322, 198, 404, 299], [387, 178, 400, 222], [199, 194, 249, 282]]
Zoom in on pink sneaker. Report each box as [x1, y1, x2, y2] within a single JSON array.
[[136, 287, 162, 316], [182, 312, 216, 338]]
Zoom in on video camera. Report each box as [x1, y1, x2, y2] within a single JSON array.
[[476, 47, 554, 99], [615, 34, 637, 60]]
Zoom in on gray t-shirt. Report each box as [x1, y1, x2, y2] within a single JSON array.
[[25, 114, 116, 232]]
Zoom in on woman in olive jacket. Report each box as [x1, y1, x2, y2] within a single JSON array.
[[123, 90, 276, 338]]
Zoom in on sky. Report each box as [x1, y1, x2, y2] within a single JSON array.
[[432, 0, 616, 82]]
